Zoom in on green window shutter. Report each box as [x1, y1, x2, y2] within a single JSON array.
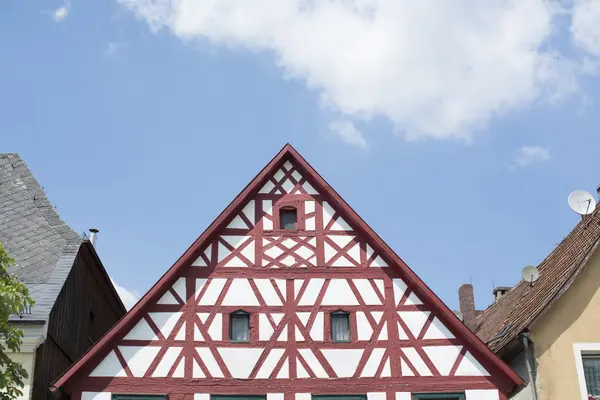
[[412, 394, 465, 400], [112, 396, 167, 400], [313, 395, 367, 400], [212, 396, 266, 400]]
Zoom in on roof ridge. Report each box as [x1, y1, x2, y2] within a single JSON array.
[[7, 154, 81, 243], [476, 203, 600, 353], [52, 144, 523, 392], [476, 205, 600, 322], [1, 153, 83, 321]]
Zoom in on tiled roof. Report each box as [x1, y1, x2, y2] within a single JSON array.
[[476, 203, 600, 354], [0, 153, 83, 322]]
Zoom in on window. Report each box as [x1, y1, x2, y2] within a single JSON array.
[[331, 310, 351, 342], [313, 395, 365, 400], [412, 394, 465, 400], [212, 396, 265, 400], [583, 355, 600, 398], [574, 344, 600, 400], [112, 396, 166, 400], [279, 207, 297, 230], [230, 310, 250, 342]]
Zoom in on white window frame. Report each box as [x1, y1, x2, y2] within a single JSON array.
[[573, 343, 600, 400]]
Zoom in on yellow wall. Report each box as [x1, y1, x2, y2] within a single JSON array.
[[8, 351, 35, 400], [530, 245, 600, 400]]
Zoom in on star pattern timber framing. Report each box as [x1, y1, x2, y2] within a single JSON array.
[[53, 144, 522, 400]]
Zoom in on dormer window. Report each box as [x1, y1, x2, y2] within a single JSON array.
[[229, 310, 250, 342], [331, 310, 351, 342], [279, 207, 297, 230]]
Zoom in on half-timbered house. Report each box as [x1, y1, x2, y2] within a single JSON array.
[[52, 144, 523, 400]]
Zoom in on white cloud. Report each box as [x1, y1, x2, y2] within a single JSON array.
[[110, 277, 140, 310], [52, 2, 70, 22], [107, 42, 121, 56], [512, 145, 551, 168], [329, 120, 367, 149], [572, 0, 600, 60], [118, 0, 579, 143]]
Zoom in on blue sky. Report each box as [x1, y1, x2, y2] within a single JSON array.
[[2, 0, 600, 310]]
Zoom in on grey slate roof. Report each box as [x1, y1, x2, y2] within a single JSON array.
[[0, 153, 83, 322]]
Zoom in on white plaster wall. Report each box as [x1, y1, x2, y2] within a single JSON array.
[[422, 345, 462, 376], [9, 352, 35, 400], [267, 393, 284, 400], [298, 349, 328, 378], [218, 348, 263, 378], [321, 349, 364, 377], [118, 346, 161, 377], [321, 279, 358, 305], [82, 393, 111, 400], [89, 350, 126, 377], [208, 313, 222, 340], [356, 312, 373, 340], [197, 347, 224, 377], [298, 279, 325, 305], [153, 347, 182, 377], [465, 389, 499, 400], [393, 279, 408, 304], [255, 279, 283, 306], [361, 348, 385, 377], [256, 349, 285, 378], [367, 392, 386, 400], [353, 279, 382, 305], [222, 279, 259, 306], [455, 352, 490, 376]]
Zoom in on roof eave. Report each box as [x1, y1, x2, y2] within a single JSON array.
[[80, 241, 128, 315], [526, 235, 600, 332]]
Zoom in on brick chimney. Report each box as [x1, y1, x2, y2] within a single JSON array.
[[459, 284, 477, 331]]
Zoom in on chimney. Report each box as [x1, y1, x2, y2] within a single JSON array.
[[492, 286, 511, 303], [597, 185, 600, 199], [89, 228, 99, 248], [459, 284, 477, 331]]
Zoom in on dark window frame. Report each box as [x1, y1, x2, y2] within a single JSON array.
[[229, 309, 251, 343], [330, 309, 351, 342], [582, 353, 600, 397], [412, 394, 466, 400], [312, 395, 366, 400], [212, 396, 266, 400], [279, 207, 298, 231]]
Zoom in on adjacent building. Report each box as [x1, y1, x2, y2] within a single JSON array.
[[0, 153, 127, 399], [53, 144, 522, 400], [459, 198, 600, 400]]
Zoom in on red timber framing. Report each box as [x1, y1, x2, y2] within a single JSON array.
[[52, 144, 522, 400]]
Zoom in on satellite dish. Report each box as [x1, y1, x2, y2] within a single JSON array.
[[568, 190, 597, 216], [522, 265, 540, 286]]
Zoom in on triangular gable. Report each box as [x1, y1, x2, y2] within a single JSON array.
[[53, 144, 522, 392]]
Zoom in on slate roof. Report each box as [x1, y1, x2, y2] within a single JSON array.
[[0, 153, 83, 322], [476, 202, 600, 354]]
